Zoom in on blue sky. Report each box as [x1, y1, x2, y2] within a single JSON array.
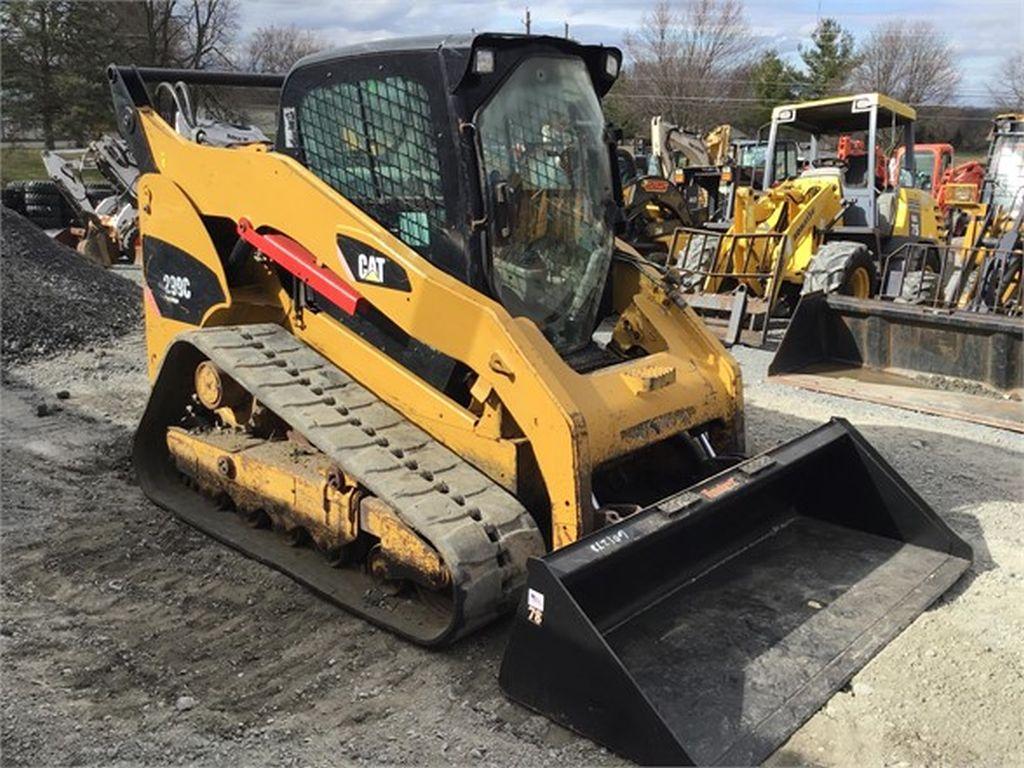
[[236, 0, 1023, 105]]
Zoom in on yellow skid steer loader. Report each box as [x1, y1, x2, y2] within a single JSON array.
[[111, 34, 970, 765]]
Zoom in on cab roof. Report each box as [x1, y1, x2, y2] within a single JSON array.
[[290, 34, 473, 71], [771, 93, 916, 133], [287, 32, 622, 97]]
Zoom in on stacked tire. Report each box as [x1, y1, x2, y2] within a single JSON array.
[[22, 181, 73, 230], [2, 182, 27, 215]]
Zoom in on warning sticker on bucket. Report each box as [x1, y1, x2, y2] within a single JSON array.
[[527, 589, 545, 626], [701, 475, 741, 500]]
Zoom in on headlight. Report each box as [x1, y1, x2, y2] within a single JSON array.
[[473, 49, 495, 75], [604, 53, 619, 78]]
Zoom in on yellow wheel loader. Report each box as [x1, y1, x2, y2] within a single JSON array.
[[670, 93, 944, 346], [771, 113, 1023, 432], [111, 35, 970, 765]]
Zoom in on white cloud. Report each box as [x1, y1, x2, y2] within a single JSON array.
[[235, 0, 1023, 104]]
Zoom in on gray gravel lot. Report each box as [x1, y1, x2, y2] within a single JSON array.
[[2, 301, 1022, 765], [0, 208, 142, 366]]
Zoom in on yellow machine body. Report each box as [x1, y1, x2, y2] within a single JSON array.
[[707, 176, 942, 296], [134, 106, 741, 552], [669, 93, 945, 344]]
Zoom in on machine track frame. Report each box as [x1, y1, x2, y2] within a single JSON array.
[[134, 324, 544, 645]]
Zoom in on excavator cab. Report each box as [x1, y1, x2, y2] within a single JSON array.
[[893, 143, 955, 196], [110, 37, 970, 766]]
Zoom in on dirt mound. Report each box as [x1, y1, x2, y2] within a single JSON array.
[[1, 206, 142, 366]]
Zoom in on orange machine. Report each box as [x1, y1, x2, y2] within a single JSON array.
[[837, 135, 888, 187], [891, 142, 987, 213]]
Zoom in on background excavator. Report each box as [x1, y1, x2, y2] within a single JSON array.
[[111, 34, 970, 765], [618, 117, 731, 257]]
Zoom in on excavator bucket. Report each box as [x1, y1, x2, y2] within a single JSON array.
[[769, 292, 1024, 432], [500, 419, 971, 766]]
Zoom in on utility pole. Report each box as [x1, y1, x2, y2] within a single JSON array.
[[523, 7, 531, 35], [564, 21, 569, 38]]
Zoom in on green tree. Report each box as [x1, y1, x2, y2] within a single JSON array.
[[1, 1, 242, 145], [1, 1, 125, 146], [799, 17, 857, 99], [748, 50, 801, 127], [602, 74, 645, 138]]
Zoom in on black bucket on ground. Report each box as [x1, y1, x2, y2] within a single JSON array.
[[769, 292, 1023, 393], [499, 419, 971, 766], [767, 292, 1024, 431]]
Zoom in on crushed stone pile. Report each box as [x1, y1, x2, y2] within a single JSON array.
[[1, 206, 142, 366]]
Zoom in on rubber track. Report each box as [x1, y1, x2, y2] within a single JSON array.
[[184, 324, 545, 641]]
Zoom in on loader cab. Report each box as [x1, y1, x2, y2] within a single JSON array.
[[732, 138, 799, 187], [893, 143, 954, 196], [276, 34, 623, 356], [763, 93, 919, 231]]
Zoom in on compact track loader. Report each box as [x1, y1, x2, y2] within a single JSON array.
[[112, 35, 970, 765], [771, 113, 1024, 431]]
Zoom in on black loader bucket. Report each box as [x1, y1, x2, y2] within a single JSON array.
[[768, 292, 1024, 432], [499, 419, 971, 766]]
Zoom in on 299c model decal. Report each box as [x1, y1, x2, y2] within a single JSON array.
[[143, 236, 225, 324], [160, 273, 193, 301]]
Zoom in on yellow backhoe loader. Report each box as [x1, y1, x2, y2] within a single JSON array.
[[111, 35, 970, 765], [670, 93, 944, 346]]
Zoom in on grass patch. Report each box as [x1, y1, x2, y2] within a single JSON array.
[[1, 147, 47, 185], [1, 146, 107, 187]]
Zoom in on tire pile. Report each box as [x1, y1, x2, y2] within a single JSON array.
[[3, 181, 72, 229], [1, 206, 142, 366], [2, 180, 116, 231]]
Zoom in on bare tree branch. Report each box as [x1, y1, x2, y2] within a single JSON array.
[[183, 0, 238, 68], [852, 21, 960, 105], [123, 0, 236, 68], [241, 24, 327, 73], [619, 0, 758, 129], [988, 51, 1024, 111]]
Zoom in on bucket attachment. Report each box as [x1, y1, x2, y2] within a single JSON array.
[[769, 292, 1024, 432], [499, 419, 971, 766]]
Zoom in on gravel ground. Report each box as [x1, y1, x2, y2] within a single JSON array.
[[0, 207, 142, 366], [1, 290, 1022, 765]]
